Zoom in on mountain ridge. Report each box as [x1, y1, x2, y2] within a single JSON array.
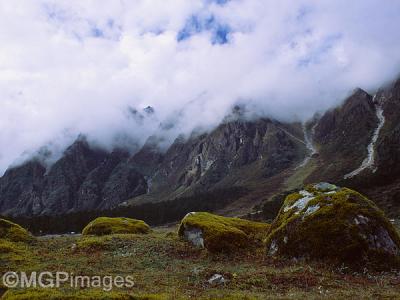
[[1, 77, 400, 218]]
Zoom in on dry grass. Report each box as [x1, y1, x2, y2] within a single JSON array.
[[1, 225, 400, 299]]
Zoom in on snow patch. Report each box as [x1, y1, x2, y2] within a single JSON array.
[[145, 176, 153, 194], [344, 99, 385, 179], [297, 122, 318, 169]]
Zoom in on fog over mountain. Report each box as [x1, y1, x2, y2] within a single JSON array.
[[1, 0, 400, 175]]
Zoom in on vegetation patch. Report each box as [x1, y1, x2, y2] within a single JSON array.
[[2, 289, 168, 300], [82, 217, 151, 236], [178, 212, 270, 253], [266, 183, 400, 270], [2, 224, 400, 298], [0, 240, 34, 270]]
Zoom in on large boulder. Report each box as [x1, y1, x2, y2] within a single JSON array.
[[82, 217, 151, 236], [0, 219, 34, 268], [178, 212, 270, 253], [266, 183, 400, 269], [0, 218, 33, 243]]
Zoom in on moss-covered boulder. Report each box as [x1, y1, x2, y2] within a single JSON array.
[[82, 217, 151, 236], [266, 183, 400, 269], [0, 218, 33, 243], [0, 219, 34, 268], [178, 212, 270, 253]]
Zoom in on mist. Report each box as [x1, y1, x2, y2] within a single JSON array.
[[1, 0, 400, 175]]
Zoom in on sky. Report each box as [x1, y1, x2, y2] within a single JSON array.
[[1, 0, 400, 174]]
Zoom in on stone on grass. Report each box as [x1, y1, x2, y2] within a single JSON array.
[[208, 274, 227, 285]]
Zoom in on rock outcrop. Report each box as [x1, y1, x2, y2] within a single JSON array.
[[266, 183, 400, 269]]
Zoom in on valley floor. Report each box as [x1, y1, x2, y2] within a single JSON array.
[[2, 225, 400, 299]]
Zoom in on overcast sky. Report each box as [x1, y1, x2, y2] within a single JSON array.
[[1, 0, 400, 174]]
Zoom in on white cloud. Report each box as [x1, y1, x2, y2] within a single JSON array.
[[0, 0, 400, 174]]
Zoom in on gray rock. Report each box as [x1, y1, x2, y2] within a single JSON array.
[[183, 227, 204, 248], [208, 274, 227, 285]]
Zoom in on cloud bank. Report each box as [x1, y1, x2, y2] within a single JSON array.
[[1, 0, 400, 174]]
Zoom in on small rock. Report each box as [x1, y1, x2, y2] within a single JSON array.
[[208, 274, 226, 285], [71, 243, 77, 252], [268, 240, 278, 255]]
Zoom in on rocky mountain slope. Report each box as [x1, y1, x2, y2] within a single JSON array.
[[304, 78, 400, 215], [1, 77, 400, 218]]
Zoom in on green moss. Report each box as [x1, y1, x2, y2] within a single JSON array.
[[0, 220, 35, 269], [178, 212, 270, 253], [0, 219, 33, 243], [0, 239, 18, 254], [82, 217, 151, 236], [2, 289, 168, 300], [283, 193, 302, 207], [0, 239, 33, 269], [76, 236, 112, 251], [304, 184, 319, 195], [265, 185, 400, 270], [77, 234, 144, 252]]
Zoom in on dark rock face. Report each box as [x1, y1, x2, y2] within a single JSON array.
[[0, 139, 147, 216], [0, 160, 45, 215], [345, 79, 400, 215], [311, 89, 378, 181], [306, 79, 400, 216], [375, 79, 400, 178], [74, 149, 146, 212], [98, 162, 147, 210], [39, 139, 109, 214], [144, 119, 305, 200], [0, 117, 305, 216]]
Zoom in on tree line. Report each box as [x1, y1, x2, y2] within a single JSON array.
[[3, 187, 248, 235]]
